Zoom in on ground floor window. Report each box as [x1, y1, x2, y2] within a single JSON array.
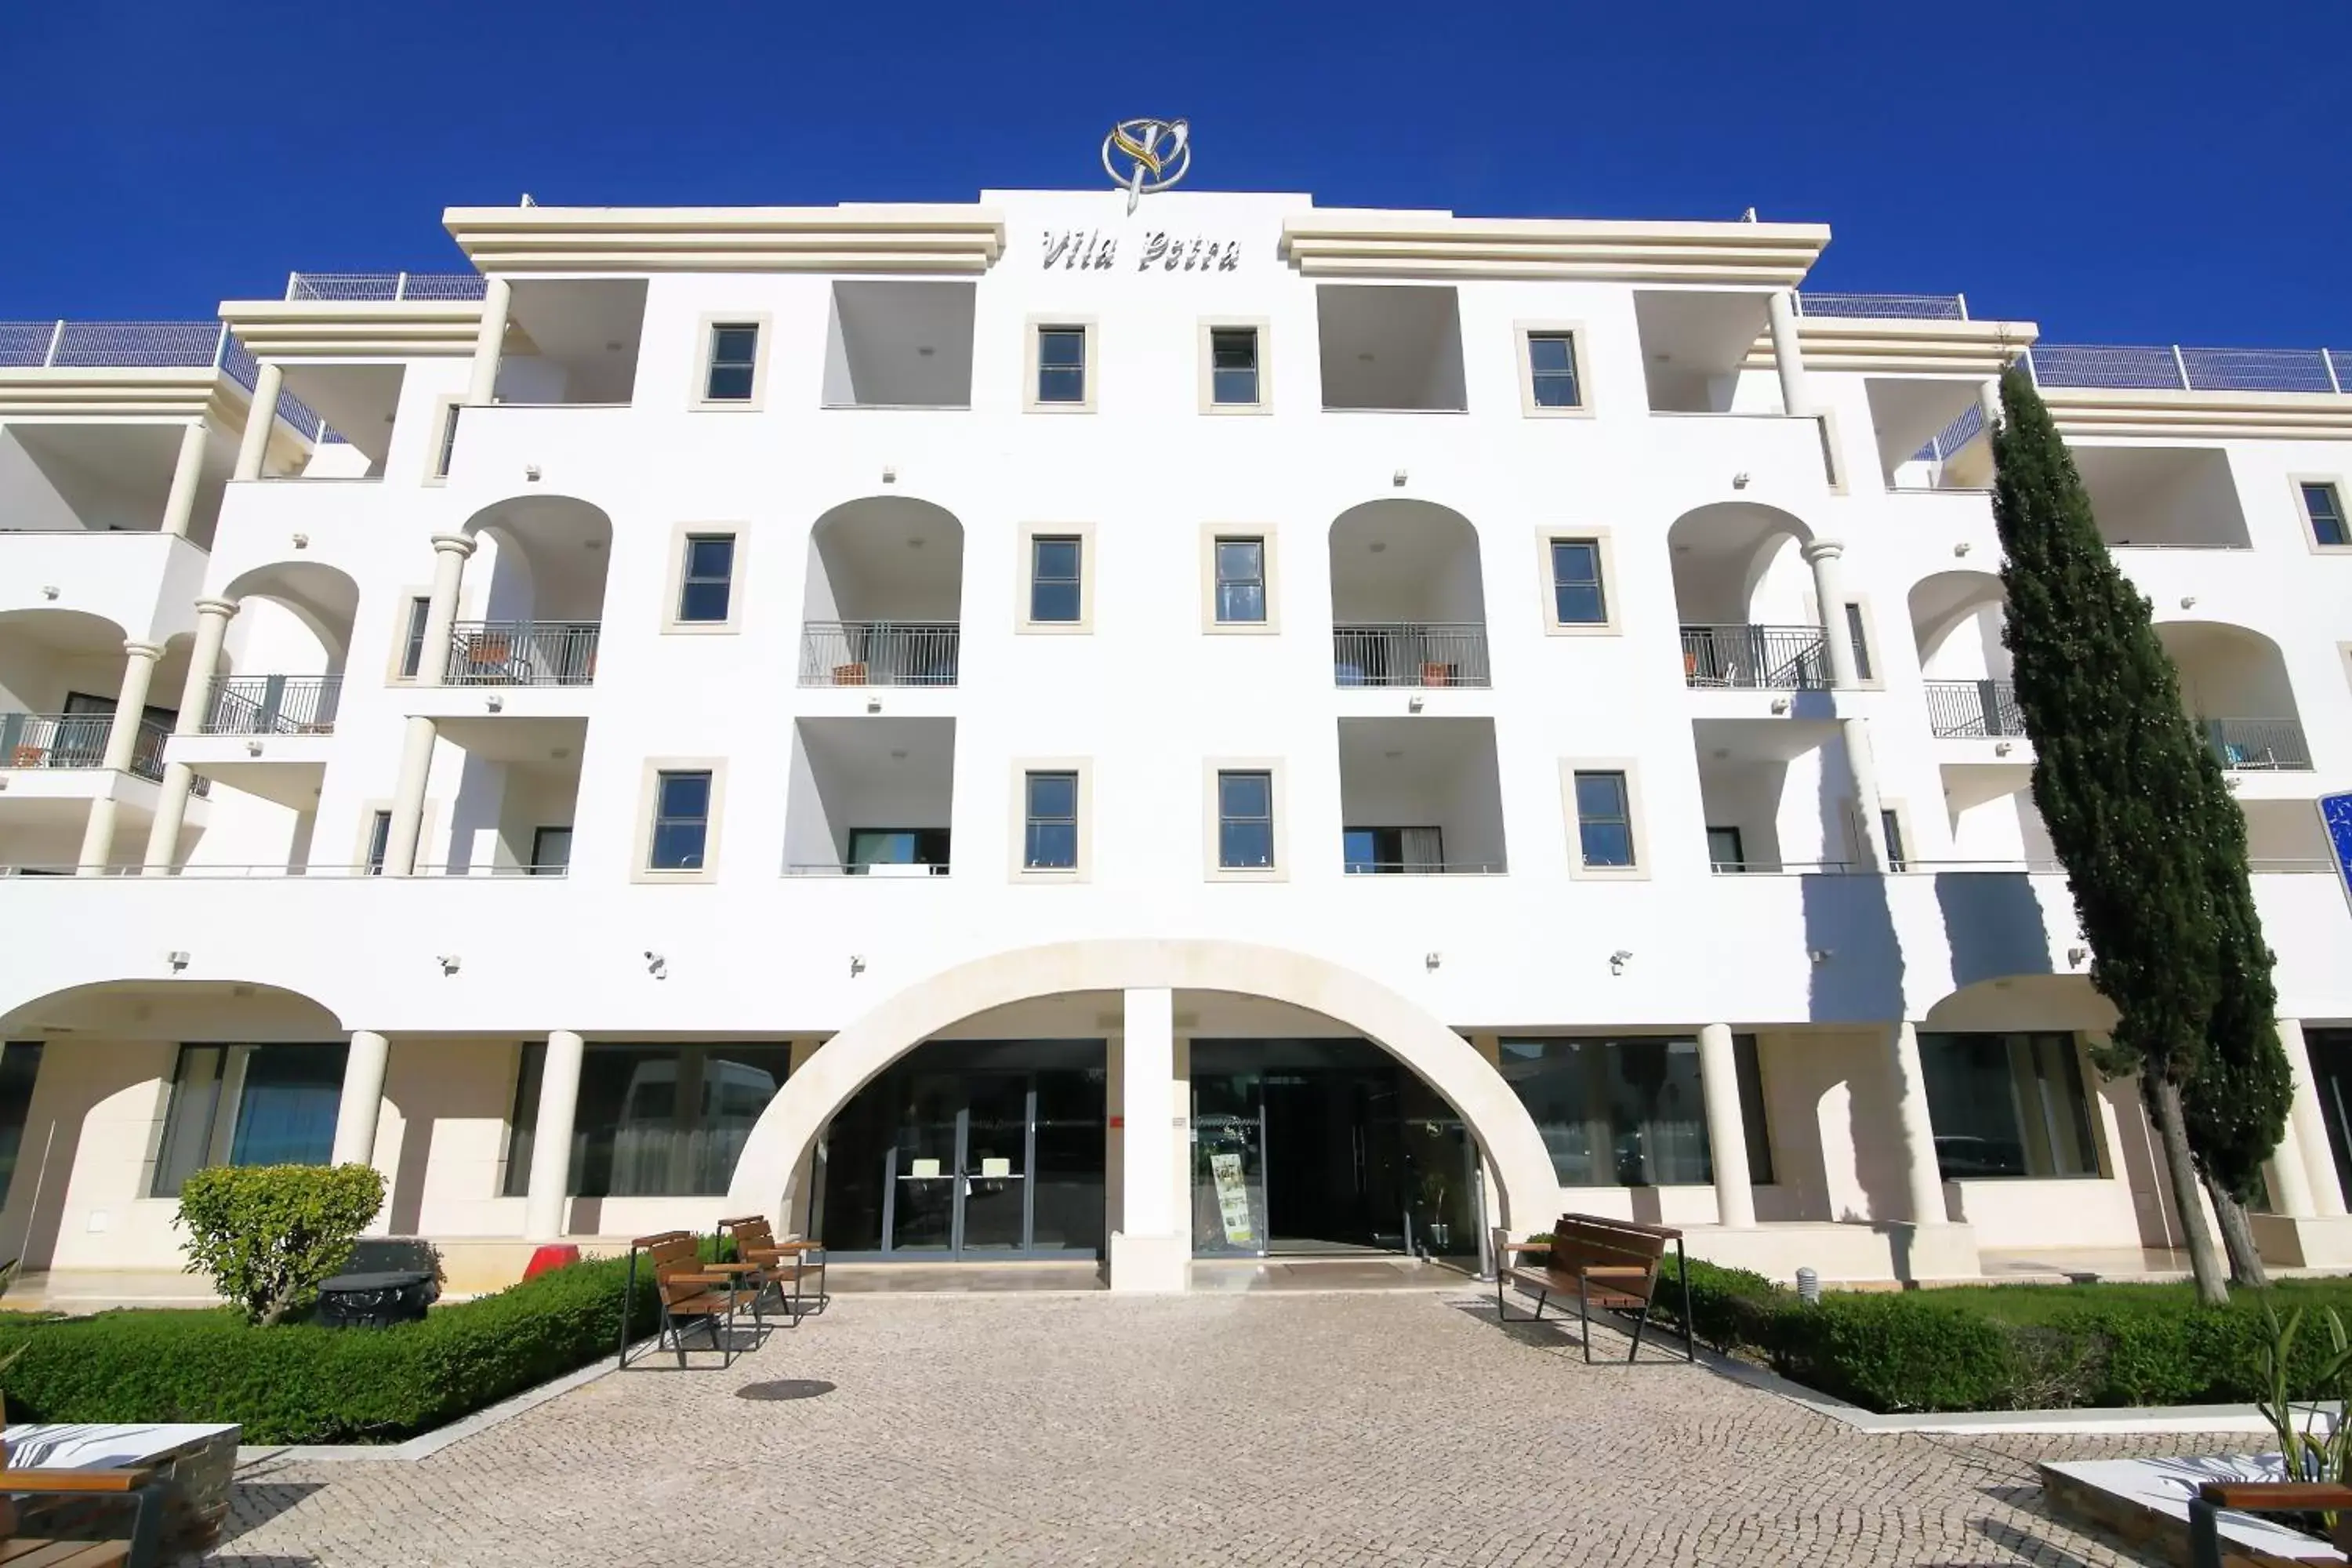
[[0, 1043, 42, 1207], [2305, 1028, 2352, 1204], [505, 1041, 793, 1198], [152, 1043, 349, 1196], [1496, 1035, 1773, 1187], [1918, 1031, 2100, 1179]]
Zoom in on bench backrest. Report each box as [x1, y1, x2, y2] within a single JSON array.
[[1547, 1213, 1674, 1303], [723, 1215, 777, 1254], [641, 1232, 711, 1306]]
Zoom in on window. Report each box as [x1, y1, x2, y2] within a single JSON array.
[[1024, 771, 1078, 869], [677, 534, 735, 624], [1217, 771, 1275, 869], [1209, 327, 1259, 405], [530, 826, 572, 876], [1879, 808, 1908, 872], [1345, 826, 1444, 874], [1845, 604, 1875, 682], [1526, 331, 1583, 408], [0, 1044, 43, 1208], [1497, 1035, 1773, 1186], [703, 323, 760, 402], [434, 402, 461, 479], [1029, 535, 1083, 623], [648, 771, 711, 871], [1550, 539, 1606, 625], [1036, 327, 1087, 405], [152, 1043, 350, 1196], [398, 597, 432, 679], [1707, 825, 1746, 873], [1918, 1032, 2100, 1179], [1573, 771, 1634, 868], [847, 828, 950, 873], [506, 1041, 793, 1198], [2304, 481, 2350, 547], [364, 810, 393, 875], [1214, 538, 1265, 624]]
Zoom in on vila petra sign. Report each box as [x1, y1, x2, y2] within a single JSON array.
[[1040, 228, 1242, 272]]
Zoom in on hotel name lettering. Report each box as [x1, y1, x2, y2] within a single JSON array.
[[1042, 229, 1241, 272]]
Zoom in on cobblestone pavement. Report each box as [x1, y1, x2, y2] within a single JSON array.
[[197, 1291, 2212, 1566]]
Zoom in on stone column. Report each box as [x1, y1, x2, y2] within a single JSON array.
[[141, 598, 238, 874], [2281, 1020, 2347, 1217], [381, 716, 438, 877], [1886, 1022, 1947, 1225], [76, 640, 165, 876], [1802, 539, 1888, 870], [232, 362, 285, 482], [1697, 1024, 1756, 1229], [1977, 376, 2003, 431], [1109, 987, 1185, 1292], [1767, 289, 1812, 419], [416, 534, 475, 688], [523, 1029, 586, 1241], [332, 1029, 391, 1167], [158, 421, 209, 539], [466, 278, 513, 408]]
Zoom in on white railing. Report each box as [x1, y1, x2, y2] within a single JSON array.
[[284, 272, 489, 303], [2027, 344, 2350, 394], [1911, 401, 1987, 463], [1795, 292, 1967, 321], [798, 622, 960, 687], [445, 620, 600, 686]]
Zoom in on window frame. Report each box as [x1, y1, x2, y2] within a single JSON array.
[[1200, 524, 1279, 633], [389, 591, 434, 683], [350, 797, 434, 875], [1024, 317, 1098, 413], [1513, 320, 1596, 419], [422, 396, 462, 485], [1706, 824, 1747, 874], [633, 758, 726, 884], [1562, 759, 1650, 881], [1197, 318, 1272, 414], [662, 523, 746, 633], [691, 314, 771, 412], [1009, 759, 1092, 881], [1017, 522, 1096, 633], [1535, 528, 1619, 635], [1203, 758, 1287, 882], [1918, 1029, 2107, 1181], [2295, 475, 2352, 553], [149, 1041, 350, 1197]]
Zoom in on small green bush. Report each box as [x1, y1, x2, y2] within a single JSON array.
[[0, 1256, 659, 1444], [176, 1164, 387, 1326]]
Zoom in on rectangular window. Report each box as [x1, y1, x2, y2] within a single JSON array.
[[1210, 327, 1259, 405], [530, 826, 572, 875], [2307, 1028, 2352, 1204], [1024, 771, 1079, 869], [704, 324, 760, 402], [1527, 332, 1582, 408], [365, 810, 393, 875], [1879, 808, 1908, 872], [847, 828, 950, 873], [1918, 1032, 2100, 1179], [1214, 537, 1266, 623], [648, 771, 712, 871], [398, 597, 432, 679], [152, 1043, 350, 1196], [1573, 771, 1634, 868], [1550, 539, 1606, 625], [1733, 1034, 1775, 1185], [506, 1041, 793, 1198], [0, 1043, 43, 1208], [1217, 770, 1275, 869], [1707, 825, 1746, 873], [1497, 1036, 1769, 1186], [677, 534, 735, 623], [434, 403, 462, 478], [1846, 604, 1875, 682], [1029, 535, 1083, 622], [1344, 826, 1444, 874], [1036, 327, 1087, 405], [2304, 481, 2350, 546]]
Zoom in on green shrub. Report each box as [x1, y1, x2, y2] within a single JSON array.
[[176, 1164, 387, 1326], [0, 1255, 659, 1444]]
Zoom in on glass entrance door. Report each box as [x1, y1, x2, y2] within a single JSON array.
[[958, 1074, 1029, 1252], [887, 1073, 964, 1253]]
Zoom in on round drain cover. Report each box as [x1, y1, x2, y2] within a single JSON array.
[[735, 1379, 837, 1401]]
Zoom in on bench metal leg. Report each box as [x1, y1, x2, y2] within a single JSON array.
[[1577, 1275, 1592, 1365], [1679, 1238, 1697, 1363], [1626, 1302, 1650, 1363]]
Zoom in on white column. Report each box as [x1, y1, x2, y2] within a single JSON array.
[[158, 421, 209, 539], [1977, 376, 2003, 430], [1697, 1024, 1755, 1229], [1803, 539, 1859, 688], [381, 716, 437, 877], [2281, 1020, 2346, 1218], [331, 1029, 391, 1167], [465, 277, 513, 408], [142, 599, 238, 875], [76, 641, 167, 875], [416, 534, 475, 688], [1766, 289, 1812, 418], [1886, 1022, 1947, 1225], [1109, 986, 1185, 1292], [524, 1030, 586, 1241], [232, 362, 285, 482]]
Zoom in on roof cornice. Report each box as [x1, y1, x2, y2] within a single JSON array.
[[441, 205, 1008, 275], [215, 300, 486, 360], [2046, 387, 2352, 441], [1279, 215, 1831, 285], [1741, 318, 2039, 377]]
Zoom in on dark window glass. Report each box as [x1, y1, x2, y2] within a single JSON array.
[[530, 826, 572, 875], [847, 828, 950, 872], [1846, 603, 1874, 682], [2304, 482, 2349, 546], [1025, 771, 1079, 869], [1030, 536, 1083, 622], [152, 1043, 348, 1196], [0, 1044, 43, 1207], [1550, 539, 1606, 624], [677, 534, 735, 622], [1733, 1034, 1775, 1185], [1036, 328, 1087, 404], [1214, 538, 1265, 622], [1218, 771, 1274, 869], [1918, 1032, 2100, 1179], [650, 771, 711, 870], [434, 404, 462, 477], [1497, 1036, 1760, 1186], [1573, 771, 1633, 867], [1210, 327, 1259, 405], [1706, 825, 1745, 873], [1880, 809, 1907, 872], [399, 597, 432, 679], [365, 810, 393, 875], [1527, 332, 1581, 408], [503, 1042, 543, 1197], [705, 324, 760, 401], [515, 1043, 793, 1197]]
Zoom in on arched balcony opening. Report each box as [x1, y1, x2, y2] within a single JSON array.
[[1327, 500, 1487, 688], [2157, 620, 2310, 772], [800, 497, 964, 688], [1667, 503, 1827, 690], [452, 495, 612, 687]]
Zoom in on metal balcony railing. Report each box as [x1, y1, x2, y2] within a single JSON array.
[[1332, 623, 1491, 688], [203, 675, 343, 735], [1680, 625, 1830, 690], [1910, 402, 1987, 463], [284, 272, 489, 302], [1924, 680, 2027, 739], [1343, 862, 1506, 876], [2203, 717, 2313, 771], [2027, 344, 2352, 394], [445, 621, 600, 686], [798, 622, 960, 687], [0, 713, 111, 769], [1795, 292, 1968, 321], [0, 321, 335, 442]]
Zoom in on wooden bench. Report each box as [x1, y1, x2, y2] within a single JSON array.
[[717, 1214, 826, 1323], [1493, 1213, 1695, 1365], [622, 1230, 758, 1370], [0, 1466, 165, 1566], [2190, 1481, 2352, 1567]]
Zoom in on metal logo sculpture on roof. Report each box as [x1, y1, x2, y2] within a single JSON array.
[[1103, 118, 1191, 212]]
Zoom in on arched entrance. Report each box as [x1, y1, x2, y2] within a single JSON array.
[[724, 940, 1559, 1288]]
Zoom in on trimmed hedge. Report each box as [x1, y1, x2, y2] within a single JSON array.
[[0, 1256, 658, 1444]]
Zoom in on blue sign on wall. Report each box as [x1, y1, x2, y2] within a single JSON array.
[[2325, 793, 2352, 913]]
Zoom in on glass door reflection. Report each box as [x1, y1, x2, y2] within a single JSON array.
[[960, 1073, 1029, 1252], [888, 1073, 963, 1252]]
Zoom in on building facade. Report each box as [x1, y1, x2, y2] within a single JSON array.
[[4, 169, 2351, 1299]]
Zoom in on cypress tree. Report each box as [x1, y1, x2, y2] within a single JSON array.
[[1988, 366, 2229, 1305]]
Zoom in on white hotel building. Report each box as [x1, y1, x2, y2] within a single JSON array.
[[2, 166, 2351, 1300]]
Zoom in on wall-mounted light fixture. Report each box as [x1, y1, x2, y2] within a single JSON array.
[[485, 695, 504, 713], [849, 954, 867, 977], [882, 464, 897, 484], [1608, 949, 1632, 976], [524, 464, 542, 482], [1994, 741, 2013, 757], [2067, 946, 2087, 968], [2180, 595, 2197, 609], [1954, 542, 1972, 557], [1406, 695, 1425, 714], [1807, 948, 1833, 965], [292, 532, 310, 550], [39, 586, 58, 601], [644, 950, 668, 979], [1424, 952, 1442, 971], [1392, 469, 1407, 488], [1769, 696, 1791, 715], [437, 954, 462, 976], [866, 695, 883, 714], [166, 950, 191, 972], [245, 739, 263, 757], [1731, 472, 1751, 490]]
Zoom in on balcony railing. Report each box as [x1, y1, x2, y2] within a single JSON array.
[[2027, 344, 2352, 394], [0, 715, 198, 791], [1910, 402, 1987, 463], [1332, 623, 1491, 688], [203, 675, 343, 735], [0, 321, 333, 441], [284, 272, 489, 303], [2204, 717, 2313, 771], [445, 621, 600, 686], [1344, 862, 1506, 876], [798, 622, 960, 687], [1795, 292, 1967, 321], [1680, 625, 1829, 690], [1925, 680, 2027, 739]]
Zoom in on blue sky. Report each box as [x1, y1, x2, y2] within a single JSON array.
[[3, 0, 2344, 348]]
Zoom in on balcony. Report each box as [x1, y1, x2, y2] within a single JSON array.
[[201, 675, 342, 736], [445, 622, 598, 687], [0, 713, 191, 789], [1681, 625, 1828, 690], [799, 622, 959, 688], [1925, 680, 2026, 739], [2027, 343, 2350, 395], [1314, 286, 1465, 412], [784, 717, 955, 877], [822, 281, 976, 409], [1338, 717, 1507, 874], [1332, 624, 1490, 688], [2071, 447, 2250, 550], [2205, 718, 2312, 772]]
